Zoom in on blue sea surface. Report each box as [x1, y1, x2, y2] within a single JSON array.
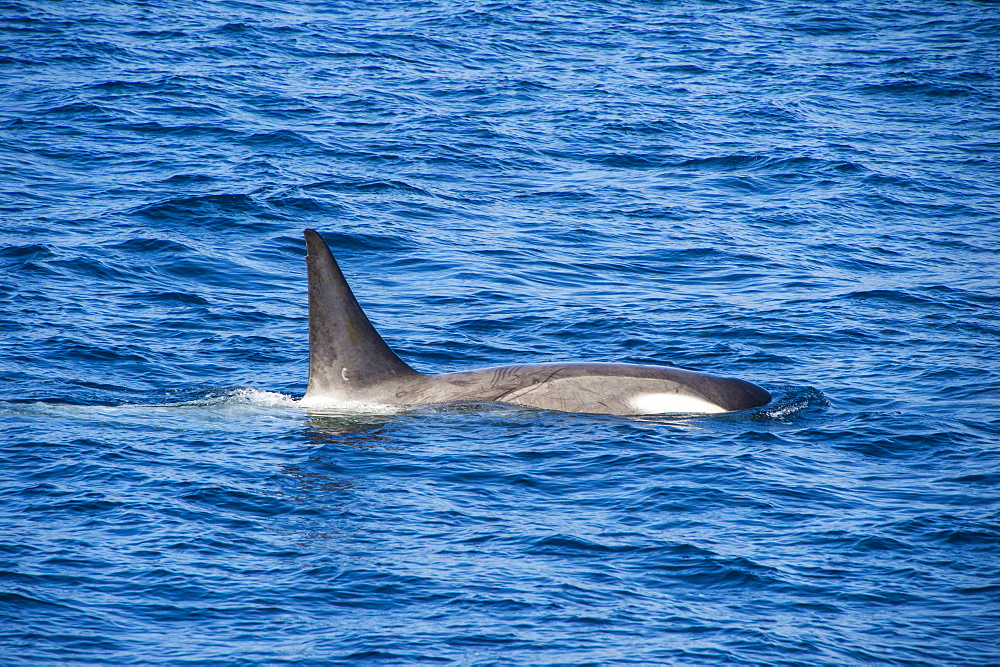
[[2, 0, 999, 662]]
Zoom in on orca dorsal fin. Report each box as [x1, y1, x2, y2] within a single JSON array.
[[303, 229, 419, 399]]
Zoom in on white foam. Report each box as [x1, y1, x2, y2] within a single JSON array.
[[225, 388, 300, 408], [631, 392, 727, 415], [167, 387, 300, 409], [297, 395, 404, 415]]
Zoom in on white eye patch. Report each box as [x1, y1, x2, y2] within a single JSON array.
[[631, 392, 727, 415]]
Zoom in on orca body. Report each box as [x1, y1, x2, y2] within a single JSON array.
[[300, 229, 771, 415]]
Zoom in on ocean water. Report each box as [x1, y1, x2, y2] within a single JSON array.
[[2, 0, 999, 662]]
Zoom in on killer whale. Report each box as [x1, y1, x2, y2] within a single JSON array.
[[299, 229, 770, 415]]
